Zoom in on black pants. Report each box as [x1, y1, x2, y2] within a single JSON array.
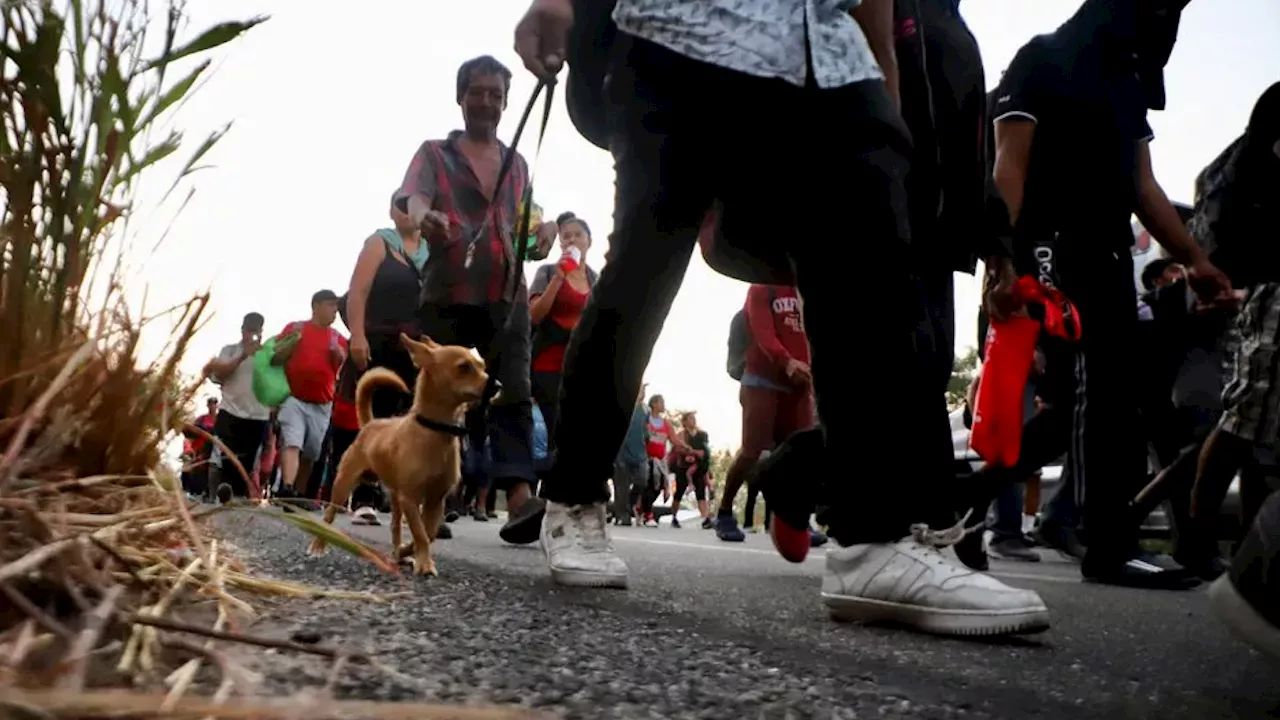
[[418, 302, 535, 491], [212, 410, 267, 498], [918, 265, 962, 529], [530, 369, 562, 455], [541, 38, 932, 543], [981, 239, 1147, 568], [672, 464, 707, 505]]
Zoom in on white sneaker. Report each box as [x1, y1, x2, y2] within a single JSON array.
[[542, 501, 628, 588], [822, 520, 1050, 636]]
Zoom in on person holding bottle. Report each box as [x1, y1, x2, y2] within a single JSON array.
[[528, 212, 599, 454]]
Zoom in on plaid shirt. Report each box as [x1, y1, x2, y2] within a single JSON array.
[[400, 131, 530, 306]]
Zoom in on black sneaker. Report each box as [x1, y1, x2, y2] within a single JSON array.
[[990, 536, 1041, 562], [1033, 517, 1087, 562], [215, 483, 233, 505], [499, 496, 545, 545], [436, 522, 453, 540], [954, 527, 990, 571], [1083, 551, 1201, 590], [272, 484, 307, 513], [1210, 489, 1280, 660], [701, 516, 714, 530]]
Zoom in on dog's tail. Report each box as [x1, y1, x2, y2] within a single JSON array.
[[354, 368, 409, 427]]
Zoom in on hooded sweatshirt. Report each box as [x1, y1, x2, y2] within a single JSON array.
[[992, 0, 1188, 254], [1188, 82, 1280, 288]]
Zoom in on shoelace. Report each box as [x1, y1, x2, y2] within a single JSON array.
[[571, 504, 613, 552], [908, 508, 980, 549]]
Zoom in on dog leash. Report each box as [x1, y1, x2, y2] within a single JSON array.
[[462, 77, 557, 276]]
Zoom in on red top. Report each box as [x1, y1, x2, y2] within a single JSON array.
[[532, 281, 590, 373], [277, 321, 347, 405], [744, 284, 810, 388], [644, 415, 676, 459], [190, 412, 217, 454], [331, 393, 360, 431]]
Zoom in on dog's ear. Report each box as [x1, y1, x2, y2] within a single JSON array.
[[418, 334, 440, 350], [400, 333, 434, 359]]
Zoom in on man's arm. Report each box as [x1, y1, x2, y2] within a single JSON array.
[[203, 346, 246, 382], [1134, 140, 1205, 267], [745, 286, 791, 371], [270, 324, 299, 366], [850, 0, 898, 109], [400, 142, 444, 235]]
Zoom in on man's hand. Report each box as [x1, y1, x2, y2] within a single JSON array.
[[532, 220, 558, 261], [984, 256, 1024, 322], [240, 339, 261, 358], [1186, 256, 1234, 309], [785, 358, 812, 385], [350, 335, 371, 371], [420, 209, 451, 236], [514, 0, 572, 81]]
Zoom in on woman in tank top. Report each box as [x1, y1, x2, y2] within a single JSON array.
[[528, 212, 599, 455], [337, 191, 428, 523]]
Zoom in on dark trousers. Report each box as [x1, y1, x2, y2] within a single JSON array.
[[541, 39, 934, 543], [211, 410, 267, 498], [981, 240, 1147, 568], [918, 265, 962, 530], [419, 302, 535, 491]]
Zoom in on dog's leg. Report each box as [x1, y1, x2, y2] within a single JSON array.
[[390, 493, 410, 563], [402, 499, 436, 577], [309, 447, 366, 556], [423, 494, 446, 542]]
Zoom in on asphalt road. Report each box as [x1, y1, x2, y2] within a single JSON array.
[[217, 511, 1279, 720]]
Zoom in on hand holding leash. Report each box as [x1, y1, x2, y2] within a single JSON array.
[[514, 0, 572, 81]]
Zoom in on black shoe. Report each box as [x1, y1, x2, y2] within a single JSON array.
[[436, 522, 453, 539], [1083, 552, 1201, 590], [499, 496, 545, 545], [701, 516, 714, 530], [445, 510, 460, 523], [215, 483, 233, 505], [990, 536, 1041, 562], [1033, 518, 1087, 562], [618, 516, 634, 527], [1174, 548, 1231, 581], [486, 511, 498, 519], [1210, 489, 1280, 660], [671, 517, 681, 528], [954, 528, 990, 571], [273, 484, 306, 513]]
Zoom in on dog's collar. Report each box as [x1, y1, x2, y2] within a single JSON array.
[[413, 414, 469, 437]]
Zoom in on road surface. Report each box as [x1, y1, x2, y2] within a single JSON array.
[[219, 512, 1278, 719]]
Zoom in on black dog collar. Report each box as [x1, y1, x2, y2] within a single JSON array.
[[413, 414, 468, 437]]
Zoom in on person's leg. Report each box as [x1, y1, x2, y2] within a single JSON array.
[[988, 483, 1039, 562], [229, 416, 267, 498], [670, 467, 689, 527], [482, 301, 542, 544], [1210, 486, 1280, 660], [716, 387, 779, 541], [538, 39, 721, 586], [611, 462, 634, 524], [531, 370, 561, 453], [275, 398, 307, 496], [760, 78, 1049, 635], [743, 485, 759, 530], [692, 469, 710, 525]]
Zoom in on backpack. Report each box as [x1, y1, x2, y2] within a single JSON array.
[[726, 288, 775, 381]]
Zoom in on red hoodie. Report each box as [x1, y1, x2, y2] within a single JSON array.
[[743, 284, 810, 389]]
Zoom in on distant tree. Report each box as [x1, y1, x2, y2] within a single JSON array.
[[947, 348, 980, 410]]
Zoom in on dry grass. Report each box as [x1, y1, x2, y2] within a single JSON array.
[[0, 2, 544, 718]]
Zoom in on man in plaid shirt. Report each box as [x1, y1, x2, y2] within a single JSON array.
[[400, 55, 556, 545]]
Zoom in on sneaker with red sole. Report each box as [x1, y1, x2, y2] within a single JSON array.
[[756, 429, 826, 563]]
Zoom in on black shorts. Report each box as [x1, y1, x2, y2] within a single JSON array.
[[213, 410, 268, 496]]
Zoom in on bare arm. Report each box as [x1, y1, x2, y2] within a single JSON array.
[[992, 120, 1035, 229], [851, 0, 898, 109], [346, 236, 388, 344], [1133, 140, 1204, 267], [528, 265, 563, 324], [203, 350, 246, 382]]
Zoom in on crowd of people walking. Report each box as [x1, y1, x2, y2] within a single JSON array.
[[185, 0, 1279, 663]]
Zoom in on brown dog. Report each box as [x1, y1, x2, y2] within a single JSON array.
[[308, 334, 488, 576]]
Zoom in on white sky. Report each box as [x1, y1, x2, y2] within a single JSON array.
[[126, 0, 1280, 451]]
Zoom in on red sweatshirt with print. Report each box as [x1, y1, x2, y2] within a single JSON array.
[[744, 284, 810, 388]]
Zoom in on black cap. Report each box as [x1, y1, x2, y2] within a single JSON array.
[[242, 312, 264, 331], [312, 289, 340, 305]]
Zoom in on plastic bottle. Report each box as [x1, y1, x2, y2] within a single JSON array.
[[559, 245, 582, 274]]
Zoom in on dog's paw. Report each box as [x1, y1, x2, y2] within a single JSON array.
[[396, 542, 415, 560], [410, 555, 438, 577]]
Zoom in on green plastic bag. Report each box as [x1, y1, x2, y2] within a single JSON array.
[[252, 337, 291, 408]]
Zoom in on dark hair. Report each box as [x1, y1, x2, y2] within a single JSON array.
[[682, 411, 696, 422], [648, 394, 664, 409], [456, 55, 512, 105], [556, 211, 592, 243], [1140, 258, 1178, 291], [242, 312, 264, 329]]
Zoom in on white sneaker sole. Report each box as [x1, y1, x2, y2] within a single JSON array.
[[822, 593, 1050, 636], [1209, 575, 1280, 661], [548, 565, 628, 589]]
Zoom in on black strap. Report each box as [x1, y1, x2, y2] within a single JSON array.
[[463, 77, 557, 274], [413, 414, 469, 437]]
